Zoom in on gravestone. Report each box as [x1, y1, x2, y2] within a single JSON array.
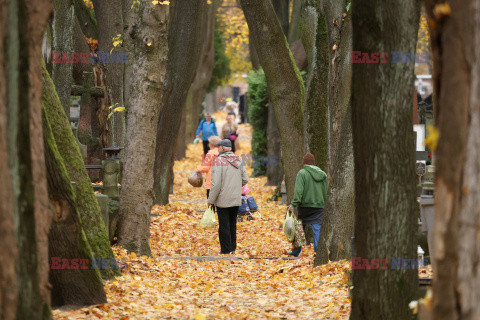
[[102, 147, 123, 198], [96, 194, 110, 237]]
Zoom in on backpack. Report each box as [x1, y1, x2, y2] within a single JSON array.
[[246, 196, 258, 211], [238, 196, 250, 213]]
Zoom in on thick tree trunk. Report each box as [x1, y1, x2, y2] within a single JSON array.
[[52, 0, 74, 118], [175, 109, 187, 160], [266, 101, 283, 186], [118, 1, 169, 255], [42, 92, 106, 307], [0, 2, 18, 318], [350, 0, 420, 319], [92, 0, 126, 148], [425, 0, 480, 319], [314, 0, 355, 265], [241, 0, 305, 202], [2, 0, 53, 318], [153, 0, 207, 205], [301, 2, 328, 170], [41, 65, 119, 279]]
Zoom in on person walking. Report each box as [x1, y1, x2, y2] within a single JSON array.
[[208, 139, 248, 254], [287, 153, 327, 257], [196, 112, 218, 156], [221, 114, 239, 153], [196, 136, 221, 203]]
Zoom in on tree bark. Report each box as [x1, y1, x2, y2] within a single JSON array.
[[42, 89, 106, 307], [240, 0, 305, 202], [118, 1, 169, 255], [424, 0, 480, 318], [265, 100, 283, 186], [3, 0, 53, 318], [92, 0, 126, 148], [313, 0, 355, 265], [272, 0, 289, 35], [52, 0, 74, 118], [288, 0, 304, 44], [185, 0, 219, 151], [73, 0, 98, 39], [0, 1, 18, 318], [153, 0, 207, 205], [41, 65, 119, 279], [350, 0, 420, 319]]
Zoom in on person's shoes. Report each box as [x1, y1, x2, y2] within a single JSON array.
[[287, 250, 300, 257]]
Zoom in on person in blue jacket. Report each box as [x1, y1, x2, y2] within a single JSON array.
[[196, 112, 218, 155]]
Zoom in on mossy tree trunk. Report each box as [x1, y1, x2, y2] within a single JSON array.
[[2, 0, 53, 318], [288, 0, 305, 44], [312, 0, 355, 265], [240, 0, 305, 202], [425, 0, 480, 318], [153, 0, 207, 205], [41, 64, 119, 279], [118, 1, 169, 255], [350, 0, 420, 318], [52, 0, 74, 118], [42, 85, 106, 306]]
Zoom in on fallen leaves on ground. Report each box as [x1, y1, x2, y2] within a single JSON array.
[[53, 112, 351, 319]]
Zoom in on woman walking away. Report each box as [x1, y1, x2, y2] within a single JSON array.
[[196, 112, 218, 156], [221, 114, 239, 153], [287, 153, 327, 257], [197, 136, 221, 204]]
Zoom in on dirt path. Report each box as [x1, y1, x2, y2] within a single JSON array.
[[53, 111, 351, 319]]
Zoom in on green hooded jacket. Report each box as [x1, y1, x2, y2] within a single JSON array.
[[291, 165, 327, 208]]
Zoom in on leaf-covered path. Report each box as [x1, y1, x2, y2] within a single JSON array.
[[53, 112, 351, 319]]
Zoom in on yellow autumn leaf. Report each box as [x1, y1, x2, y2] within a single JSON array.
[[424, 125, 439, 152], [194, 314, 206, 320]]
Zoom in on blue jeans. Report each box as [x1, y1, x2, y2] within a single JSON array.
[[291, 223, 321, 256]]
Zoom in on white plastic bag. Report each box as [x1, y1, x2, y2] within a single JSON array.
[[200, 206, 217, 229], [283, 209, 295, 242]]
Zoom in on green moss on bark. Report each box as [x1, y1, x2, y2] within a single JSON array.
[[41, 62, 119, 279]]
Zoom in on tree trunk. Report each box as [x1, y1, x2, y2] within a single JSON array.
[[153, 0, 207, 205], [288, 0, 304, 44], [266, 101, 283, 186], [425, 0, 480, 318], [2, 0, 53, 318], [301, 2, 328, 171], [185, 0, 219, 150], [118, 1, 169, 255], [42, 89, 106, 307], [175, 109, 187, 160], [92, 0, 126, 149], [0, 1, 18, 317], [41, 65, 119, 279], [52, 0, 74, 118], [312, 0, 355, 265], [73, 0, 97, 39], [240, 0, 305, 202], [272, 0, 289, 35], [350, 0, 420, 319]]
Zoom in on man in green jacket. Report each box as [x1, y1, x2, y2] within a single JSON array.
[[287, 153, 327, 257]]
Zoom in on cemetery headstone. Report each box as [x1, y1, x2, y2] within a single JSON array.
[[102, 147, 123, 199]]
